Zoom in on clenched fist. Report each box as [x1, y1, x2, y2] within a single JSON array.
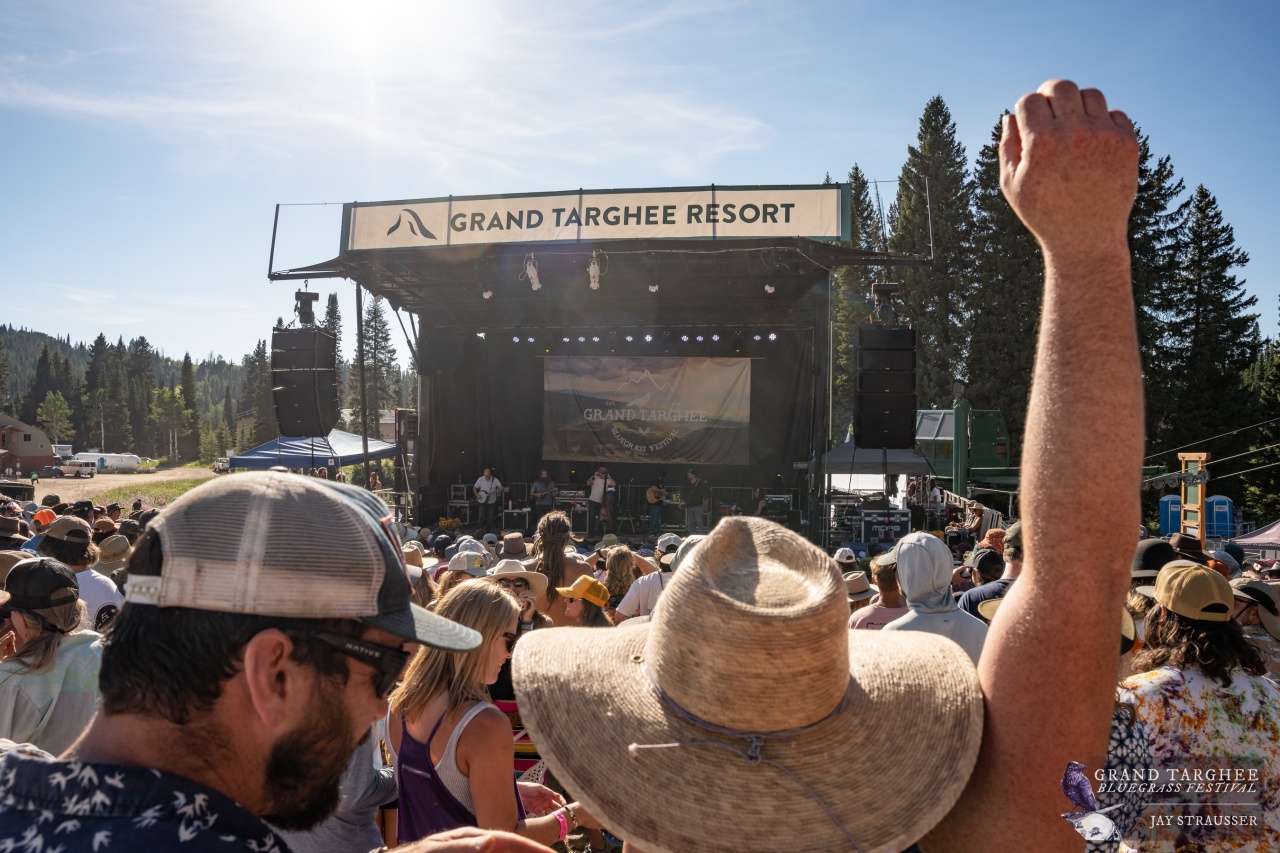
[[1000, 80, 1139, 258]]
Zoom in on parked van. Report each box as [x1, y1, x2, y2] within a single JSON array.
[[61, 460, 97, 478]]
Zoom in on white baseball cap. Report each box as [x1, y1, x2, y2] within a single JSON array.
[[124, 472, 480, 652]]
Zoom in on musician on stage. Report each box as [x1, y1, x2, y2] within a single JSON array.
[[530, 469, 558, 528], [685, 470, 710, 534], [645, 477, 668, 538], [472, 466, 503, 534], [584, 466, 615, 536]]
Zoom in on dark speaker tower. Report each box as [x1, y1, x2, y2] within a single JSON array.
[[271, 329, 338, 437], [854, 324, 917, 449]]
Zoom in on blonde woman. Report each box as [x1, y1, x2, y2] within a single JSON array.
[[599, 545, 641, 613], [389, 579, 597, 844], [0, 557, 103, 755]]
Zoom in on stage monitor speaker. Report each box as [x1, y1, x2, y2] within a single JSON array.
[[855, 392, 917, 449], [272, 328, 338, 437]]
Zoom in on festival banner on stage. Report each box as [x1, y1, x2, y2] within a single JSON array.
[[342, 185, 848, 251], [542, 357, 751, 464]]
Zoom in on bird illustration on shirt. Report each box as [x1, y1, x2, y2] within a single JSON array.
[[1061, 761, 1099, 814]]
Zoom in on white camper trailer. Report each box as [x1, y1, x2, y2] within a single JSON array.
[[73, 453, 142, 474]]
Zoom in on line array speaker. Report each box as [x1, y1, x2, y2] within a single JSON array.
[[854, 324, 916, 449], [271, 328, 338, 437]]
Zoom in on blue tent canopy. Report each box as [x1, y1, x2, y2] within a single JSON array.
[[230, 429, 399, 469]]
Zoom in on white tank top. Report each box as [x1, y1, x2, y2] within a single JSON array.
[[434, 701, 495, 812]]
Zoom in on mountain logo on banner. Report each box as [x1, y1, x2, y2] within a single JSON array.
[[618, 369, 673, 409], [618, 369, 671, 392], [386, 209, 437, 240]]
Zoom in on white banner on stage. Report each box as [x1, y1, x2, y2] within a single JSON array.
[[343, 185, 847, 251]]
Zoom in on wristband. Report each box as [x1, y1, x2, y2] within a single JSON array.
[[554, 809, 569, 842]]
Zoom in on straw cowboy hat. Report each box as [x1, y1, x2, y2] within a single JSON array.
[[512, 516, 983, 853], [489, 558, 549, 598], [843, 571, 877, 602], [94, 534, 132, 576]]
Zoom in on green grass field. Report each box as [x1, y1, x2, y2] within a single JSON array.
[[87, 478, 209, 508]]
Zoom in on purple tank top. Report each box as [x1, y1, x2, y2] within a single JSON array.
[[396, 710, 526, 843]]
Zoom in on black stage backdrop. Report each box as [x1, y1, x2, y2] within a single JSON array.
[[419, 328, 815, 508]]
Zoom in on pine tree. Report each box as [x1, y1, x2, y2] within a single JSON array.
[[831, 164, 883, 437], [223, 384, 235, 437], [103, 358, 133, 451], [18, 344, 54, 424], [246, 340, 277, 445], [36, 391, 72, 443], [323, 292, 346, 428], [178, 354, 200, 459], [889, 96, 974, 408], [348, 299, 398, 439], [84, 333, 110, 395], [126, 337, 158, 457], [1243, 343, 1280, 522], [1128, 129, 1187, 450], [1153, 185, 1258, 492], [963, 117, 1044, 448], [0, 337, 9, 413]]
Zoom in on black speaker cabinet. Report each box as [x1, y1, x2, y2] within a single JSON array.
[[271, 329, 338, 437], [854, 324, 917, 450], [855, 393, 917, 449]]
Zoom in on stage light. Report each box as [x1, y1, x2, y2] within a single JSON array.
[[592, 336, 600, 342], [681, 335, 689, 342], [527, 337, 535, 343], [578, 336, 586, 342], [753, 334, 762, 341], [764, 284, 775, 294], [476, 332, 486, 339], [482, 289, 493, 300], [512, 336, 520, 343], [588, 250, 602, 290], [711, 334, 720, 341], [644, 334, 653, 342], [696, 335, 704, 342], [563, 336, 571, 343], [522, 254, 541, 291], [625, 335, 634, 342], [768, 332, 777, 341]]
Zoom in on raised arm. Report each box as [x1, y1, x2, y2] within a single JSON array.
[[923, 80, 1141, 851]]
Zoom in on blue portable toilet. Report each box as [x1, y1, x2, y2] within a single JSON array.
[[1206, 495, 1234, 538], [1159, 495, 1182, 537]]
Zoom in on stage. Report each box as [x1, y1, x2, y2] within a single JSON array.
[[270, 185, 929, 541]]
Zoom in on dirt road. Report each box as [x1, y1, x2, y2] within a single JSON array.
[[29, 466, 218, 505]]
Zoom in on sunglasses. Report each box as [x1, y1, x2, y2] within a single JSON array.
[[495, 577, 530, 590], [502, 631, 518, 653], [310, 631, 411, 699]]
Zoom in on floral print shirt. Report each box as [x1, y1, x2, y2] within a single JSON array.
[[0, 745, 290, 851], [1117, 666, 1280, 852]]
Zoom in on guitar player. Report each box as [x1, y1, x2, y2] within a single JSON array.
[[646, 477, 668, 538]]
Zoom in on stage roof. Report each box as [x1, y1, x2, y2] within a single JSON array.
[[275, 237, 928, 330], [270, 186, 930, 329]]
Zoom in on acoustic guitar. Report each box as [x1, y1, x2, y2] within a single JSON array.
[[646, 485, 668, 505]]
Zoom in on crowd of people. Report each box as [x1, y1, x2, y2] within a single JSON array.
[[0, 80, 1273, 852]]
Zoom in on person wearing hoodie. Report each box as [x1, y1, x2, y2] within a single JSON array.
[[882, 531, 988, 664]]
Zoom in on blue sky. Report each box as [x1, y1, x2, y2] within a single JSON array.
[[2, 0, 1275, 368]]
